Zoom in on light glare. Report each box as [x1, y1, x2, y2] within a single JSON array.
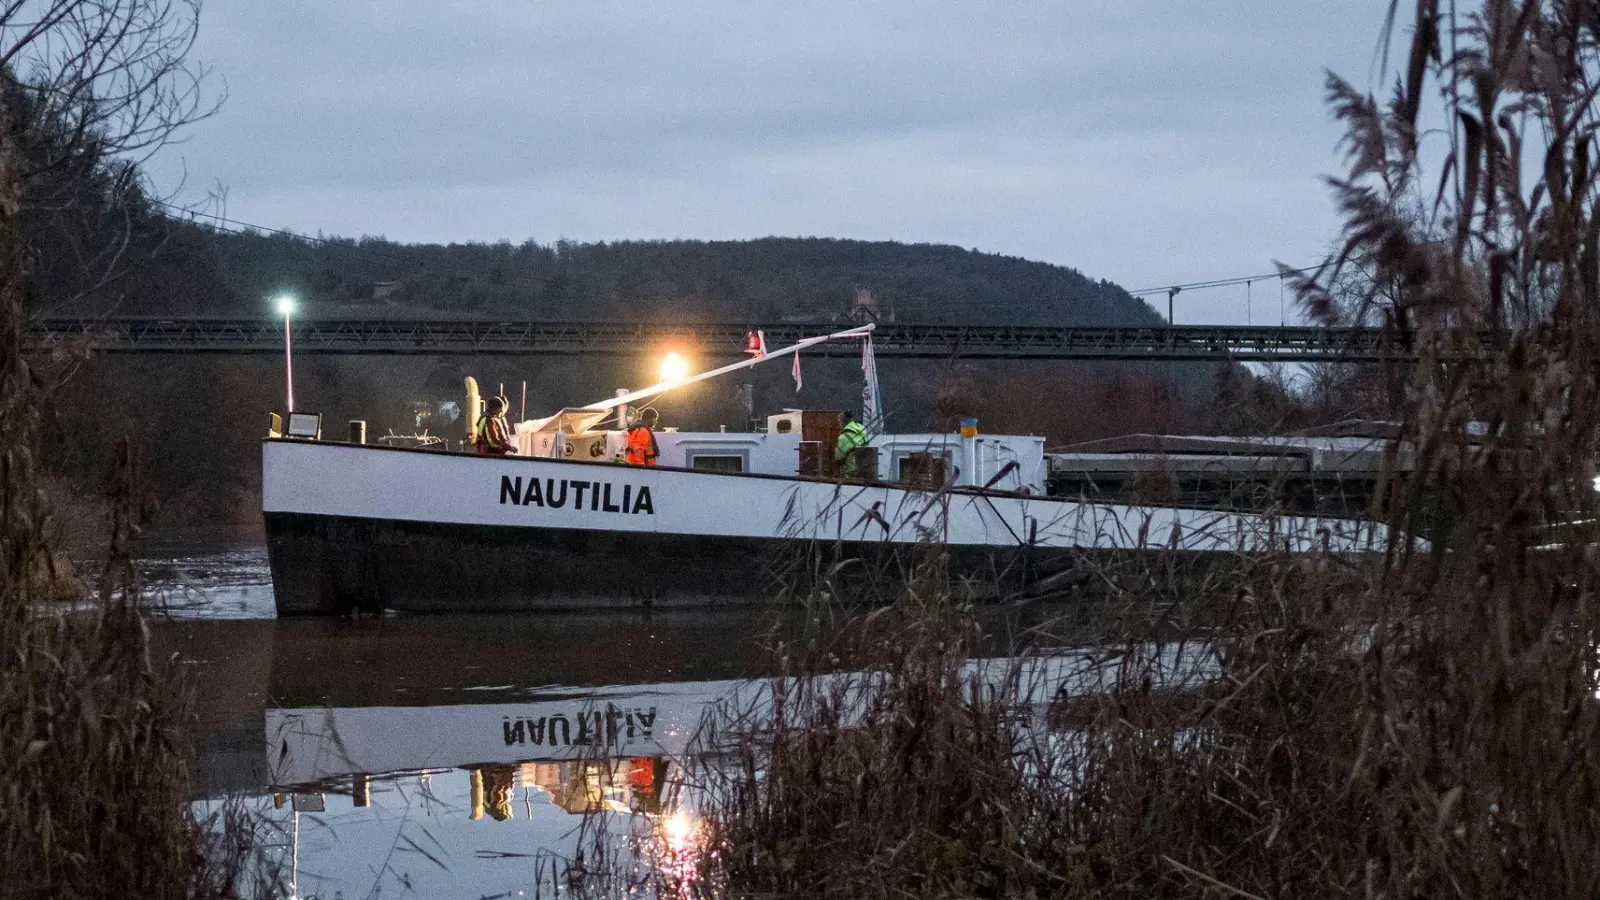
[[275, 296, 296, 317], [662, 809, 697, 848], [660, 352, 690, 384]]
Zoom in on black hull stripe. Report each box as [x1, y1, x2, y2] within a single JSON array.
[[264, 512, 1103, 615]]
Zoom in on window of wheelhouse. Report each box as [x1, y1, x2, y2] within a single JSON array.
[[896, 451, 949, 488], [689, 453, 745, 474]]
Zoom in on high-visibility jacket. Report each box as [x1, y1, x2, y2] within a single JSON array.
[[834, 421, 868, 478], [625, 425, 659, 465], [475, 415, 514, 455]]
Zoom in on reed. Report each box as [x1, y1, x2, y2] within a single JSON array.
[[649, 4, 1600, 898], [0, 598, 260, 899], [675, 559, 1056, 899], [0, 434, 265, 897]]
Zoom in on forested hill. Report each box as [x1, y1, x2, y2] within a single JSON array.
[[175, 231, 1163, 326]]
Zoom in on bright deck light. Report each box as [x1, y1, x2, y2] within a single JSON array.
[[661, 809, 698, 849], [660, 352, 690, 384], [275, 295, 296, 317]]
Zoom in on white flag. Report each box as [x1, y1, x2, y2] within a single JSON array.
[[792, 351, 802, 392], [861, 335, 882, 435]]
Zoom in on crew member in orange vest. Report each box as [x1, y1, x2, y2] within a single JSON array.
[[625, 408, 660, 465], [475, 395, 515, 455]]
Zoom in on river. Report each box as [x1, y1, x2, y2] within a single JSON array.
[[142, 543, 774, 895], [144, 544, 1105, 897]]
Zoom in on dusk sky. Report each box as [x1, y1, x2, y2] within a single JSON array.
[[148, 2, 1398, 324]]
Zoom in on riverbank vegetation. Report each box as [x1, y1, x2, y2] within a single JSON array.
[[0, 2, 266, 897], [611, 3, 1600, 898]]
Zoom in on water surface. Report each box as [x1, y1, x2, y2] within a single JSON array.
[[151, 545, 1149, 898]]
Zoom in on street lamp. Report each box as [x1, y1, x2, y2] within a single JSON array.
[[275, 295, 296, 413]]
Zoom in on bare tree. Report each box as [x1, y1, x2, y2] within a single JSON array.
[[1, 0, 214, 615], [0, 7, 242, 895]]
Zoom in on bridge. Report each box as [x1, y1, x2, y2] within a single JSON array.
[[23, 317, 1458, 363]]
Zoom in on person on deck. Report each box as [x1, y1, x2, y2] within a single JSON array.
[[625, 408, 661, 466], [475, 395, 515, 455], [835, 410, 869, 479]]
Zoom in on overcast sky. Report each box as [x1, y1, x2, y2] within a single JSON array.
[[146, 2, 1398, 324]]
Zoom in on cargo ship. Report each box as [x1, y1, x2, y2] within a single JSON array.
[[263, 324, 1387, 615]]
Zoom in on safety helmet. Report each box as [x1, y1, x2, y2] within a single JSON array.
[[639, 408, 660, 426], [486, 395, 507, 414]]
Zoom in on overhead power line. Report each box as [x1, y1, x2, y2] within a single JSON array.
[[1126, 267, 1316, 297], [154, 198, 346, 246]]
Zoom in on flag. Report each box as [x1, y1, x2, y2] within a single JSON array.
[[861, 335, 882, 435], [792, 351, 802, 392], [745, 330, 767, 359]]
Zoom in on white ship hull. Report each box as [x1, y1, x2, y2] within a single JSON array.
[[263, 439, 1385, 615]]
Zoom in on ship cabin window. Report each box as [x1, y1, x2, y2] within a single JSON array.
[[896, 451, 949, 488], [689, 453, 745, 474]]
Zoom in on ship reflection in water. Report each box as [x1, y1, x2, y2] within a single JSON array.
[[155, 561, 1119, 898], [265, 702, 709, 899], [467, 756, 670, 818], [262, 761, 697, 898], [161, 606, 788, 898]]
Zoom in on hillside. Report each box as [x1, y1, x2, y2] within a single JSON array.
[[41, 227, 1193, 529], [148, 230, 1162, 326]]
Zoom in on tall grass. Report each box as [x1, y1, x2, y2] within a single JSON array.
[[640, 4, 1600, 898], [663, 549, 1364, 899], [0, 598, 258, 899], [680, 560, 1059, 899], [0, 440, 263, 897]]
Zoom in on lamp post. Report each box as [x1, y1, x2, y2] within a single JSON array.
[[275, 296, 296, 413]]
